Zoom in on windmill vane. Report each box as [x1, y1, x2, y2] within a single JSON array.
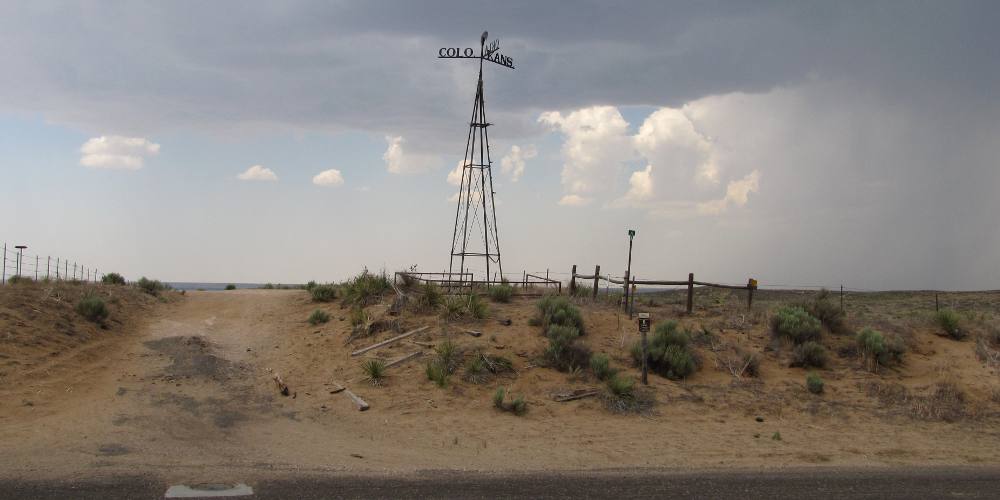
[[438, 33, 514, 69]]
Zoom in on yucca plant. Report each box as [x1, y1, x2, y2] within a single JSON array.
[[362, 359, 387, 386]]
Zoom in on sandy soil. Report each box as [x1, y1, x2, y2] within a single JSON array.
[[1, 284, 998, 482]]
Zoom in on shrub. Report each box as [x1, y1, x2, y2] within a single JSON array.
[[136, 277, 168, 296], [589, 353, 615, 381], [464, 356, 489, 384], [305, 280, 317, 290], [534, 296, 585, 335], [349, 307, 368, 328], [435, 339, 462, 374], [262, 283, 275, 289], [791, 341, 828, 368], [493, 386, 506, 409], [543, 324, 591, 372], [442, 296, 466, 320], [101, 272, 126, 285], [225, 284, 236, 290], [488, 283, 514, 303], [425, 360, 449, 387], [602, 373, 654, 413], [741, 352, 761, 377], [310, 284, 338, 302], [631, 320, 698, 380], [308, 309, 330, 326], [771, 305, 822, 344], [341, 269, 391, 306], [935, 309, 964, 340], [856, 327, 905, 371], [362, 359, 387, 386], [806, 372, 825, 394], [806, 289, 848, 334], [414, 282, 443, 312], [607, 373, 635, 399], [510, 394, 527, 416], [467, 294, 488, 319], [76, 295, 109, 323], [441, 294, 488, 320]]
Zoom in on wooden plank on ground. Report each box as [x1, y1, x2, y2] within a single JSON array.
[[344, 389, 370, 411], [350, 326, 430, 357], [408, 340, 435, 349], [553, 389, 599, 402], [384, 351, 423, 368]]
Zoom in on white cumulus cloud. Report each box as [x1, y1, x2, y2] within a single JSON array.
[[237, 165, 278, 181], [446, 160, 465, 186], [312, 169, 344, 187], [79, 135, 160, 170], [558, 194, 591, 206], [499, 145, 537, 182], [383, 135, 440, 174], [697, 170, 761, 215]]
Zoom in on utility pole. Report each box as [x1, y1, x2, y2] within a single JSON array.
[[624, 229, 636, 318]]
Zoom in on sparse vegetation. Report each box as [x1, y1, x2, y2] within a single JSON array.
[[806, 372, 824, 394], [543, 324, 591, 372], [856, 327, 905, 372], [101, 272, 126, 285], [934, 309, 964, 340], [804, 289, 848, 334], [341, 269, 391, 306], [425, 339, 462, 387], [488, 282, 514, 303], [225, 284, 236, 290], [602, 373, 654, 413], [771, 305, 822, 344], [362, 359, 387, 386], [136, 277, 169, 296], [493, 386, 506, 409], [463, 351, 514, 384], [533, 296, 585, 335], [76, 295, 109, 323], [630, 320, 698, 380], [510, 394, 527, 415], [791, 341, 829, 369], [310, 284, 338, 302], [441, 294, 488, 321], [491, 386, 527, 416], [589, 353, 615, 381], [308, 309, 330, 325], [414, 282, 443, 312], [349, 306, 368, 328], [722, 350, 760, 379]]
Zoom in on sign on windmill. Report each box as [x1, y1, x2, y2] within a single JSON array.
[[440, 32, 514, 288]]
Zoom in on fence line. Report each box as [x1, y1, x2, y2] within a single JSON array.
[[394, 270, 562, 296], [1, 242, 101, 285]]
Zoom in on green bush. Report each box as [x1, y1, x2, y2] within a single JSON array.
[[262, 283, 275, 289], [805, 289, 848, 334], [791, 341, 828, 368], [414, 282, 443, 311], [510, 394, 527, 416], [607, 373, 635, 399], [308, 309, 330, 326], [225, 284, 236, 290], [630, 320, 698, 380], [534, 296, 585, 335], [543, 324, 591, 372], [101, 272, 126, 285], [441, 294, 488, 321], [310, 284, 338, 302], [857, 328, 905, 371], [341, 269, 391, 306], [305, 280, 317, 290], [589, 353, 615, 381], [76, 295, 109, 323], [362, 359, 387, 386], [493, 386, 506, 409], [771, 305, 822, 344], [136, 277, 168, 296], [467, 294, 488, 319], [349, 307, 367, 328], [464, 356, 489, 384], [488, 283, 514, 303], [425, 360, 449, 387], [806, 372, 824, 394], [435, 339, 462, 374], [935, 309, 964, 340]]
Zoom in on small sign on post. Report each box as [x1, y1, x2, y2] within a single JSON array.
[[638, 312, 651, 385]]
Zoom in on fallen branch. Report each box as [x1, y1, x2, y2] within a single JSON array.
[[344, 388, 370, 411], [351, 326, 430, 357], [466, 330, 482, 337], [408, 340, 435, 349], [385, 351, 423, 369], [553, 389, 599, 402], [329, 381, 346, 394]]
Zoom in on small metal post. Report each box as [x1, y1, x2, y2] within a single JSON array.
[[35, 255, 39, 280], [592, 265, 600, 299], [1, 244, 5, 285], [73, 262, 77, 281], [935, 293, 939, 312], [686, 273, 694, 314], [570, 265, 577, 294], [747, 278, 756, 311], [840, 284, 844, 313], [64, 260, 68, 280], [47, 256, 50, 280]]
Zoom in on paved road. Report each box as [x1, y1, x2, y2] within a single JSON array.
[[3, 467, 999, 499]]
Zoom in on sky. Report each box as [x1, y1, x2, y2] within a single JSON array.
[[1, 1, 999, 290]]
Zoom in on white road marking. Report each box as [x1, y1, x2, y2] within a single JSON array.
[[164, 483, 253, 498]]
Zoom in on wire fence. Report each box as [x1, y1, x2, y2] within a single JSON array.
[[1, 242, 102, 285]]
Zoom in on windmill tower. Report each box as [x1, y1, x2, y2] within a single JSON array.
[[441, 32, 514, 285]]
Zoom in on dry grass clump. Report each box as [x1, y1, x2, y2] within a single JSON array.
[[806, 372, 824, 394], [543, 324, 592, 372], [136, 277, 170, 296], [771, 305, 822, 344], [532, 296, 585, 335], [492, 386, 527, 416], [310, 284, 338, 302], [307, 309, 330, 325], [803, 289, 849, 334], [630, 320, 699, 380], [442, 294, 488, 321], [601, 374, 655, 414], [76, 294, 109, 323], [934, 309, 965, 340], [425, 339, 463, 387], [975, 327, 1000, 369], [412, 282, 443, 312], [487, 282, 514, 303], [463, 351, 514, 384], [341, 269, 391, 306], [791, 341, 829, 369], [865, 380, 971, 422], [720, 350, 760, 380], [856, 327, 906, 372], [589, 353, 617, 381]]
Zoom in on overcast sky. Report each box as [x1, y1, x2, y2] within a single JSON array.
[[2, 1, 998, 290]]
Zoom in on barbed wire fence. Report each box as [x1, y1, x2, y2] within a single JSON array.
[[1, 241, 102, 285]]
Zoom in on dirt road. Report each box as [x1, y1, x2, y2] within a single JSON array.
[[1, 289, 998, 486]]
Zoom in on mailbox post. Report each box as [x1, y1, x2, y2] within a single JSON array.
[[638, 312, 651, 385]]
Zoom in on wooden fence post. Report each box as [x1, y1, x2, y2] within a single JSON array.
[[747, 278, 755, 311], [686, 273, 694, 314], [592, 265, 600, 299], [569, 265, 577, 295], [623, 270, 630, 311]]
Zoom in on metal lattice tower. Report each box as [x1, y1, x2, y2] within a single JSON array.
[[442, 32, 514, 285]]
